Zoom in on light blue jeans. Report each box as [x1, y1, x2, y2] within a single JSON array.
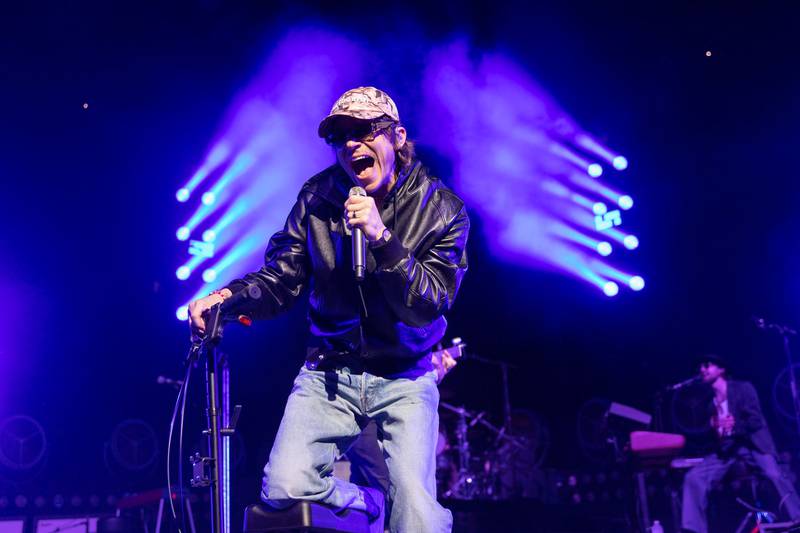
[[261, 364, 453, 533], [682, 447, 800, 533]]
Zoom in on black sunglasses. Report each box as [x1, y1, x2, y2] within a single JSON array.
[[325, 120, 396, 148]]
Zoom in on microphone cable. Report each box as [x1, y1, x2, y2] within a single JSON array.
[[167, 343, 198, 533], [178, 358, 192, 533]]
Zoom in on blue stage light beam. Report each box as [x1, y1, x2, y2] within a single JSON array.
[[587, 163, 603, 178], [172, 26, 373, 318], [623, 235, 639, 250], [613, 156, 629, 171], [618, 195, 634, 210], [176, 226, 190, 241], [603, 281, 619, 297], [569, 173, 630, 205], [177, 143, 232, 202], [599, 228, 640, 250], [175, 253, 208, 281], [202, 268, 217, 283], [420, 41, 642, 296], [590, 261, 646, 293], [575, 134, 629, 172]]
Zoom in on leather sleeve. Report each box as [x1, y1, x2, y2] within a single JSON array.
[[735, 382, 766, 435], [225, 195, 309, 319], [372, 199, 469, 327]]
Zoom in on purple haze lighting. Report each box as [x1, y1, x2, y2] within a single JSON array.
[[419, 40, 642, 296], [575, 134, 615, 161], [550, 143, 592, 171], [553, 224, 602, 250], [569, 173, 625, 203], [569, 192, 594, 209], [204, 199, 249, 248], [575, 135, 628, 172], [618, 195, 634, 210], [199, 151, 257, 212], [175, 27, 369, 310], [183, 143, 231, 193]]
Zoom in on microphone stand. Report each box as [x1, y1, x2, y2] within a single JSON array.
[[189, 298, 249, 533], [761, 320, 800, 435]]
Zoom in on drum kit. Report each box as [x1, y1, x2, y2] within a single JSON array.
[[433, 342, 549, 500]]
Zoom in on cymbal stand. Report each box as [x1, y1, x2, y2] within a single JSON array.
[[463, 352, 518, 444], [756, 318, 800, 435], [442, 404, 476, 499]]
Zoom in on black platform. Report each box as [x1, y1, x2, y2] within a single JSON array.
[[243, 501, 377, 533]]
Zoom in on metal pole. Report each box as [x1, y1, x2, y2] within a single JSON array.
[[501, 362, 512, 432], [782, 333, 800, 436], [205, 346, 222, 533], [222, 358, 231, 533]]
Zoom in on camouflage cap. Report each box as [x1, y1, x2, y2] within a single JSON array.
[[318, 86, 400, 138]]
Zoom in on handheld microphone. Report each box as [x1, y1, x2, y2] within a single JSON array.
[[666, 375, 702, 391], [349, 186, 367, 281], [220, 283, 262, 316]]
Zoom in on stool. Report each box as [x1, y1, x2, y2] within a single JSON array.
[[709, 459, 779, 533], [244, 501, 380, 533]]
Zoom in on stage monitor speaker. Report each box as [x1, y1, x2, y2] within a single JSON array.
[[34, 516, 99, 533], [0, 519, 24, 533]]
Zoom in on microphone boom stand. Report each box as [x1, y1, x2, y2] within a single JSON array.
[[190, 301, 247, 533], [195, 303, 225, 533], [776, 324, 800, 435], [757, 318, 800, 436]]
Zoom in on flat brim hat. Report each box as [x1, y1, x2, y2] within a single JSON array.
[[318, 86, 400, 138], [697, 353, 729, 371]]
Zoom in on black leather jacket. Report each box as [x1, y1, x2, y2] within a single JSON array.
[[226, 160, 469, 375]]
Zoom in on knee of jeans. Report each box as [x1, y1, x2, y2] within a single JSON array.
[[391, 474, 434, 502], [761, 464, 784, 481], [684, 469, 703, 489], [263, 461, 323, 500]]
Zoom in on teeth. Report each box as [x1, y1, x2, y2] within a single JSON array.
[[353, 155, 369, 161]]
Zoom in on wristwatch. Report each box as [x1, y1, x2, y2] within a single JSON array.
[[370, 227, 392, 247]]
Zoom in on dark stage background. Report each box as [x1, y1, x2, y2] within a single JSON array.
[[1, 0, 800, 528]]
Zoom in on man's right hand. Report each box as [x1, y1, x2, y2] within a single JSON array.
[[188, 288, 232, 338]]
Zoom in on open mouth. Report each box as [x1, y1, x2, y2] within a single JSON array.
[[351, 155, 375, 175]]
